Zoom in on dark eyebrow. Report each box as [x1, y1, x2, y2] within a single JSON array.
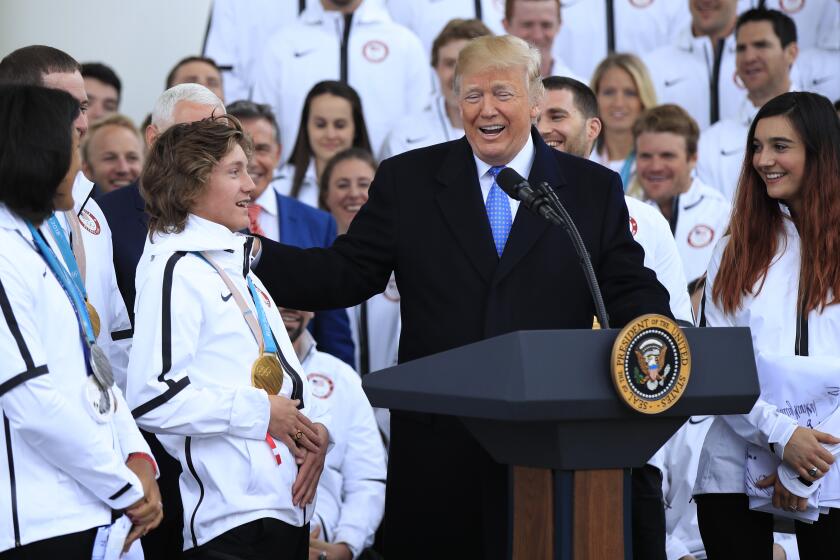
[[547, 108, 570, 116], [768, 136, 795, 143]]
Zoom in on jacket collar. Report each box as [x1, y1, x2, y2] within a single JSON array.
[[302, 0, 390, 26], [0, 204, 33, 243], [676, 25, 736, 55], [147, 214, 250, 271]]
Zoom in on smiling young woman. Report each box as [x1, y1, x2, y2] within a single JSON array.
[[696, 91, 840, 558]]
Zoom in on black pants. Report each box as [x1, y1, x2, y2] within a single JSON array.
[[184, 518, 308, 560], [697, 493, 840, 559], [0, 527, 97, 560], [632, 464, 666, 560], [139, 429, 184, 557]]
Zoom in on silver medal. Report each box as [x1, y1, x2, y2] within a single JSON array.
[[89, 344, 114, 414]]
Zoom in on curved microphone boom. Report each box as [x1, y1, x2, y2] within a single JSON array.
[[495, 168, 610, 329]]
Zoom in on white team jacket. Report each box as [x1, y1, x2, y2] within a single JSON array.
[[649, 416, 713, 560], [271, 162, 319, 209], [0, 204, 147, 552], [298, 333, 386, 559], [658, 178, 732, 286], [251, 0, 431, 156], [624, 196, 693, 323], [385, 0, 505, 65], [643, 28, 744, 131], [552, 0, 690, 82], [127, 215, 331, 550], [42, 174, 134, 392], [695, 206, 840, 496], [379, 95, 462, 160]]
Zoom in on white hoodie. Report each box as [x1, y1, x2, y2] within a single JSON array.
[[127, 215, 331, 550]]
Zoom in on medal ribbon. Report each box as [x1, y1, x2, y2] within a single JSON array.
[[195, 251, 283, 465], [26, 221, 96, 348], [245, 277, 278, 354], [45, 214, 88, 301]]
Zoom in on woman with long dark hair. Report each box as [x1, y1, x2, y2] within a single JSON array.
[[0, 84, 161, 558], [694, 91, 840, 559], [275, 81, 372, 208]]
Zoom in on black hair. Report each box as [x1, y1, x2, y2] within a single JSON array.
[[288, 80, 372, 199], [81, 62, 122, 96], [226, 100, 281, 145], [542, 76, 599, 120], [0, 85, 80, 222], [165, 56, 222, 89], [0, 45, 80, 86], [736, 8, 797, 48]]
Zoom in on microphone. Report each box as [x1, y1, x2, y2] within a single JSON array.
[[496, 168, 558, 223], [494, 168, 610, 329]]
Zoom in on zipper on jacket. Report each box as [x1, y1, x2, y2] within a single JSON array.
[[473, 0, 482, 20], [605, 0, 616, 53], [184, 437, 205, 549], [271, 333, 305, 408], [339, 12, 354, 84], [710, 38, 725, 125], [3, 415, 19, 547], [795, 291, 809, 357]]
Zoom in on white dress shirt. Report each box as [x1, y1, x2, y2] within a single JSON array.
[[473, 134, 535, 219], [252, 183, 280, 241]]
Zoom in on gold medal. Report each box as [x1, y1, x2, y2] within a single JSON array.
[[86, 300, 101, 339], [251, 353, 284, 395]]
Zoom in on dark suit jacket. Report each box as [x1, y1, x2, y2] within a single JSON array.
[[97, 182, 354, 366], [254, 128, 672, 558]]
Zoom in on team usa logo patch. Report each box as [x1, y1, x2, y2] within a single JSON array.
[[779, 0, 805, 14], [687, 224, 715, 248], [79, 210, 101, 235], [611, 314, 691, 414], [362, 40, 389, 63], [629, 216, 638, 237], [307, 373, 334, 399], [628, 0, 654, 8]]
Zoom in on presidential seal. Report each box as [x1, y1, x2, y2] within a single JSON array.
[[611, 314, 690, 414]]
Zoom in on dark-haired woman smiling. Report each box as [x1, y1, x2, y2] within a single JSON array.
[[695, 92, 840, 559], [0, 85, 159, 558]]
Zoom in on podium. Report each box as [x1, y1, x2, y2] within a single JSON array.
[[362, 327, 759, 559]]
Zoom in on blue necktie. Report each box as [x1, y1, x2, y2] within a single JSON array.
[[486, 166, 512, 258]]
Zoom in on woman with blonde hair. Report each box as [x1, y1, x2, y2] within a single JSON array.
[[695, 92, 840, 559], [590, 53, 657, 194]]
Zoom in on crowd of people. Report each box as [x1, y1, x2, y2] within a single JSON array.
[[0, 0, 838, 558]]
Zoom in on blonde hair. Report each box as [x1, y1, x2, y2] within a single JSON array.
[[81, 113, 142, 163], [590, 53, 657, 111], [454, 35, 545, 105]]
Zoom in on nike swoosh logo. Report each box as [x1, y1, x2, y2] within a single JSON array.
[[664, 77, 686, 87], [294, 49, 314, 58], [720, 148, 740, 156], [43, 268, 47, 277], [688, 416, 712, 425], [221, 292, 233, 302], [811, 77, 831, 86], [406, 136, 427, 144]]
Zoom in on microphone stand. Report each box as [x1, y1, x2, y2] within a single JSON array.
[[533, 182, 611, 329]]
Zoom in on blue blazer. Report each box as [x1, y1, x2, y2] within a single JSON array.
[[97, 183, 355, 366]]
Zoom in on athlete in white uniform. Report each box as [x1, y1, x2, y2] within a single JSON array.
[[203, 0, 310, 102], [251, 0, 430, 155], [0, 82, 160, 557], [737, 0, 839, 50], [643, 0, 745, 130], [380, 18, 492, 159], [537, 77, 693, 322], [283, 308, 386, 560], [502, 0, 581, 81], [633, 104, 732, 287], [696, 8, 799, 202], [551, 0, 690, 83], [385, 0, 506, 65]]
